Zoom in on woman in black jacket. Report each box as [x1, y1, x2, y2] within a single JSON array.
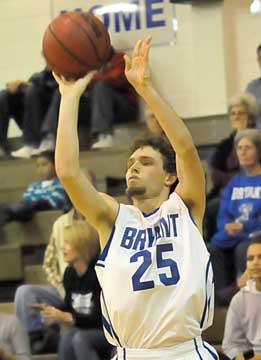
[[40, 222, 112, 360]]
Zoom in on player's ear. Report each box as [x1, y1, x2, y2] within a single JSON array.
[[165, 173, 177, 187]]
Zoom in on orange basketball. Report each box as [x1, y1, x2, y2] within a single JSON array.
[[42, 10, 112, 79]]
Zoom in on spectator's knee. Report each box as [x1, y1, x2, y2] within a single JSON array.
[[15, 284, 36, 302], [72, 330, 90, 349], [92, 81, 111, 95]]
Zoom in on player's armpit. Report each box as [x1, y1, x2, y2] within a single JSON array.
[[60, 170, 119, 233], [175, 150, 205, 228]]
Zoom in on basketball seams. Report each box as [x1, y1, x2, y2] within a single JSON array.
[[103, 26, 111, 61], [42, 10, 111, 78], [67, 12, 102, 64], [43, 44, 85, 78], [78, 12, 111, 62], [48, 24, 94, 69]]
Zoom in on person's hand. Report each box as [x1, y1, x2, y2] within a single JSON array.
[[124, 36, 152, 95], [41, 306, 73, 325], [52, 71, 97, 99], [224, 222, 243, 235], [41, 305, 63, 325], [6, 80, 30, 93], [27, 303, 47, 311]]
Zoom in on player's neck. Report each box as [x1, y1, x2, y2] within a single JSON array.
[[133, 193, 168, 214]]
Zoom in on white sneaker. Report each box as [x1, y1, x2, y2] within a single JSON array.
[[91, 134, 115, 150], [11, 145, 36, 159], [31, 134, 55, 156]]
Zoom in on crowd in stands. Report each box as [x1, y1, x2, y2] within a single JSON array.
[[0, 48, 139, 159], [222, 237, 261, 360], [0, 42, 261, 360], [0, 150, 70, 227]]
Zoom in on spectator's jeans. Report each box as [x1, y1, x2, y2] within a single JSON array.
[[0, 199, 52, 225], [41, 82, 139, 137], [58, 327, 112, 360], [208, 240, 250, 292], [14, 284, 63, 332], [0, 89, 24, 149]]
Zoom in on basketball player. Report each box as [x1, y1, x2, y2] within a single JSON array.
[[54, 37, 218, 359]]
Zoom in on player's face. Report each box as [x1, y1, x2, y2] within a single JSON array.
[[126, 146, 170, 198], [236, 137, 259, 169], [36, 156, 56, 180], [229, 105, 248, 132], [247, 243, 261, 280]]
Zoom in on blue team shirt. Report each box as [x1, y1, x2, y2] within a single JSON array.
[[23, 177, 70, 210], [212, 172, 261, 248]]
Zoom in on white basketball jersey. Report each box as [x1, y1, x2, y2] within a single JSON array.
[[95, 192, 214, 349]]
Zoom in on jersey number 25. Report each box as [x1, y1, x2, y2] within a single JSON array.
[[130, 243, 180, 291]]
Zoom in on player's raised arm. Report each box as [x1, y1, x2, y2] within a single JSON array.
[[54, 72, 119, 246], [124, 37, 205, 228]]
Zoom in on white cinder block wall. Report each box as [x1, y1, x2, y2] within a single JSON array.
[[0, 0, 260, 142]]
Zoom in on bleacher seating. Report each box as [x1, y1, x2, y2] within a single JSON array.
[[0, 123, 225, 359]]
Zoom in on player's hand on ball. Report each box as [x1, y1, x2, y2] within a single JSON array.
[[124, 36, 152, 94], [53, 70, 97, 99]]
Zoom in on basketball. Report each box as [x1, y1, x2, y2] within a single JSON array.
[[42, 10, 112, 79]]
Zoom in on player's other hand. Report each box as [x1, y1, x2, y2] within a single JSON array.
[[124, 36, 152, 95], [53, 70, 97, 99]]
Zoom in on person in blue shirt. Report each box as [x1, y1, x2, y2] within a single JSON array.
[[209, 129, 261, 302], [0, 150, 70, 226]]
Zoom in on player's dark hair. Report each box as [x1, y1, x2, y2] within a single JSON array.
[[257, 43, 261, 53], [129, 131, 176, 175]]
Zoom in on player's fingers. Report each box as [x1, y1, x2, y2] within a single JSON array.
[[81, 70, 97, 85], [132, 39, 142, 59], [141, 36, 152, 62], [52, 72, 61, 84], [124, 54, 131, 71]]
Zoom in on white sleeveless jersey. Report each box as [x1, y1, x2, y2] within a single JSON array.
[[95, 192, 214, 349]]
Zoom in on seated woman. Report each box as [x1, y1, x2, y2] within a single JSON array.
[[205, 92, 258, 242], [35, 222, 112, 360], [209, 129, 261, 300], [222, 236, 261, 360], [0, 312, 31, 360]]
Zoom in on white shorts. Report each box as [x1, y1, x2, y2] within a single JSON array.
[[115, 337, 218, 360]]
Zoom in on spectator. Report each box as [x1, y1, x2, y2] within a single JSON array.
[[0, 151, 70, 226], [246, 43, 261, 130], [205, 92, 258, 242], [38, 222, 112, 360], [34, 48, 139, 153], [0, 312, 31, 360], [0, 79, 28, 158], [222, 236, 261, 359], [209, 129, 261, 302], [0, 68, 57, 159], [14, 208, 85, 333]]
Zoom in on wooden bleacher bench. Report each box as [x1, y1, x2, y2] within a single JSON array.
[[0, 210, 62, 248], [32, 354, 57, 360], [202, 306, 228, 353], [0, 301, 14, 314]]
